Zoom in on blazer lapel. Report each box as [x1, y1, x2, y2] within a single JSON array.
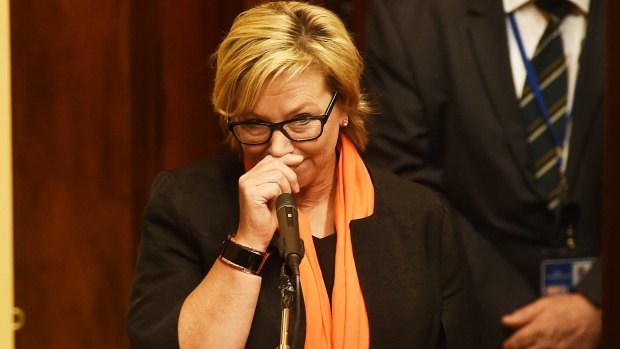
[[565, 0, 605, 188], [466, 0, 539, 192]]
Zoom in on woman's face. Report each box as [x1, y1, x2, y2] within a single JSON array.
[[239, 70, 346, 193]]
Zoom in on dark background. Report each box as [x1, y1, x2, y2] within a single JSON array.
[[9, 0, 619, 347]]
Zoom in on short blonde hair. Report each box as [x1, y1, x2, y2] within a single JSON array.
[[213, 1, 372, 151]]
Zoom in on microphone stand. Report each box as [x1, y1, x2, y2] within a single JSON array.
[[277, 264, 295, 349], [275, 193, 304, 349]]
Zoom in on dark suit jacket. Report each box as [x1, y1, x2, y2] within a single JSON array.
[[126, 155, 480, 348], [363, 0, 604, 347]]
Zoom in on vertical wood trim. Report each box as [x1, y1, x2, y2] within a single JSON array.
[[0, 0, 14, 346], [603, 0, 620, 345]]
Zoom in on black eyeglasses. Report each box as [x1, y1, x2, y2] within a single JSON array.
[[227, 92, 338, 145]]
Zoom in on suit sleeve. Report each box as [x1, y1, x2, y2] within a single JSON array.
[[362, 0, 445, 191], [575, 260, 602, 307], [439, 205, 482, 348], [127, 171, 205, 349]]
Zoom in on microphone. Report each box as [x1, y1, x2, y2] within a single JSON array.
[[276, 193, 304, 275]]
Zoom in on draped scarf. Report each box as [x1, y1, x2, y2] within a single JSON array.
[[243, 134, 373, 347], [298, 134, 373, 348]]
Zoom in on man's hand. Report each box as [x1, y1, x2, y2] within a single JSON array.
[[501, 294, 601, 349]]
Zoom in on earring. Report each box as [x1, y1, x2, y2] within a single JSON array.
[[341, 119, 349, 127]]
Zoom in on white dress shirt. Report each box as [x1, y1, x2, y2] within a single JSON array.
[[504, 0, 589, 172], [504, 0, 589, 111]]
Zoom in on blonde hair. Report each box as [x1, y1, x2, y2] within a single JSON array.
[[212, 1, 372, 151]]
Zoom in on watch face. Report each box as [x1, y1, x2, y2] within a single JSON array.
[[219, 236, 271, 275]]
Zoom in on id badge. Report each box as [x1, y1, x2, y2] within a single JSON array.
[[540, 257, 596, 296]]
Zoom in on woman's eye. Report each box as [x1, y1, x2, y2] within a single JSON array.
[[246, 124, 265, 130], [290, 118, 312, 126]]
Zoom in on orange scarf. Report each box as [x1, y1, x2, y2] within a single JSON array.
[[243, 134, 373, 347], [298, 134, 373, 348]]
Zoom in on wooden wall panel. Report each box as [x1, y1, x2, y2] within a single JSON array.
[[11, 1, 133, 348], [129, 0, 243, 244], [158, 1, 238, 169]]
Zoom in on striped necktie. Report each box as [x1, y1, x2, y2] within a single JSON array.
[[520, 0, 573, 210]]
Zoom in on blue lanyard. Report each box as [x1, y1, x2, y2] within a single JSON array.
[[508, 13, 570, 168]]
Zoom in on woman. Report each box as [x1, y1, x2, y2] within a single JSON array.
[[127, 2, 480, 348]]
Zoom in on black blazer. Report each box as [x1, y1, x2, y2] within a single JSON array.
[[127, 155, 480, 348], [363, 0, 604, 347]]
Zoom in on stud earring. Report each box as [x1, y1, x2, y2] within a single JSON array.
[[341, 119, 349, 127]]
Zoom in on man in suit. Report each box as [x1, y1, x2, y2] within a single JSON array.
[[362, 0, 604, 347]]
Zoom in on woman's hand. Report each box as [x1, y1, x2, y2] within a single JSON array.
[[235, 154, 303, 251]]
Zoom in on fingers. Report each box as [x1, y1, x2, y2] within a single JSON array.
[[235, 154, 303, 248], [501, 295, 603, 349], [502, 325, 537, 349], [501, 299, 543, 329], [501, 300, 544, 349], [502, 299, 548, 349], [243, 154, 302, 196], [240, 170, 294, 201]]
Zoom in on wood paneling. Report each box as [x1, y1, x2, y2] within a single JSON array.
[[603, 0, 620, 345], [11, 1, 133, 348], [129, 0, 241, 243], [10, 1, 247, 348]]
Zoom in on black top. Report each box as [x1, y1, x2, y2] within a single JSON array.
[[127, 155, 481, 348], [312, 234, 337, 304]]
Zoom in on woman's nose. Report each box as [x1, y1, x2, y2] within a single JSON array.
[[268, 130, 294, 157]]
